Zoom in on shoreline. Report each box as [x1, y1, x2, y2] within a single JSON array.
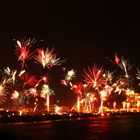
[[0, 113, 99, 123], [1, 111, 140, 123]]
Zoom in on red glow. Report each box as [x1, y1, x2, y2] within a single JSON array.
[[114, 53, 120, 64]]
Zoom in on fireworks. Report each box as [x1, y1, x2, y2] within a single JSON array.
[[118, 57, 133, 78], [34, 48, 63, 69], [65, 69, 76, 81], [114, 53, 120, 64], [11, 90, 19, 100], [83, 92, 96, 113], [103, 71, 113, 83], [41, 84, 55, 113], [55, 105, 62, 115], [84, 65, 104, 89], [0, 84, 7, 104], [2, 67, 17, 84], [15, 39, 36, 68], [1, 37, 140, 115], [99, 90, 108, 114], [41, 84, 55, 97], [28, 88, 38, 97], [20, 73, 38, 87], [136, 68, 140, 86]]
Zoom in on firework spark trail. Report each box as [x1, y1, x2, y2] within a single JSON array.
[[84, 92, 97, 113], [65, 69, 76, 81], [11, 90, 19, 100], [71, 83, 83, 95], [2, 67, 18, 84], [35, 76, 48, 87], [117, 57, 133, 78], [33, 104, 38, 112], [84, 65, 104, 89], [71, 83, 86, 112], [107, 54, 133, 78], [20, 73, 39, 87], [102, 71, 114, 95], [119, 57, 129, 78], [41, 84, 55, 98], [0, 84, 7, 104], [60, 69, 77, 106], [18, 70, 26, 77], [61, 69, 76, 87], [136, 68, 140, 86], [98, 89, 108, 114], [34, 48, 63, 69], [12, 70, 17, 84], [114, 53, 120, 64], [41, 84, 55, 113], [49, 55, 63, 68], [61, 79, 68, 86], [3, 67, 11, 76], [103, 71, 113, 84], [15, 39, 36, 68], [34, 48, 53, 68], [28, 88, 38, 97]]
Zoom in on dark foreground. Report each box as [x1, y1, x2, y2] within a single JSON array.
[[0, 113, 140, 140], [0, 112, 99, 123], [0, 111, 140, 123]]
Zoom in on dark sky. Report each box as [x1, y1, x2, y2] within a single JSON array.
[[0, 1, 140, 106], [0, 1, 140, 69]]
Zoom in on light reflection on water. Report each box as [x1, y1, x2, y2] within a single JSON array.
[[0, 116, 140, 140]]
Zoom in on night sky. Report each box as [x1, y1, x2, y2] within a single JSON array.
[[0, 1, 140, 65], [0, 1, 140, 105]]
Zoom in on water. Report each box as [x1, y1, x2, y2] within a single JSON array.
[[0, 116, 140, 140]]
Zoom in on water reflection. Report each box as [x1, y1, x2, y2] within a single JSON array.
[[86, 116, 140, 140], [0, 116, 140, 140]]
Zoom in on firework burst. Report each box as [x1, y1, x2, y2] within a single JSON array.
[[28, 88, 38, 97], [34, 48, 63, 69], [65, 69, 76, 81], [118, 57, 133, 78], [41, 84, 55, 113], [84, 65, 104, 89], [15, 38, 36, 68], [2, 67, 18, 84], [0, 84, 7, 104], [11, 90, 19, 100], [20, 73, 39, 87]]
